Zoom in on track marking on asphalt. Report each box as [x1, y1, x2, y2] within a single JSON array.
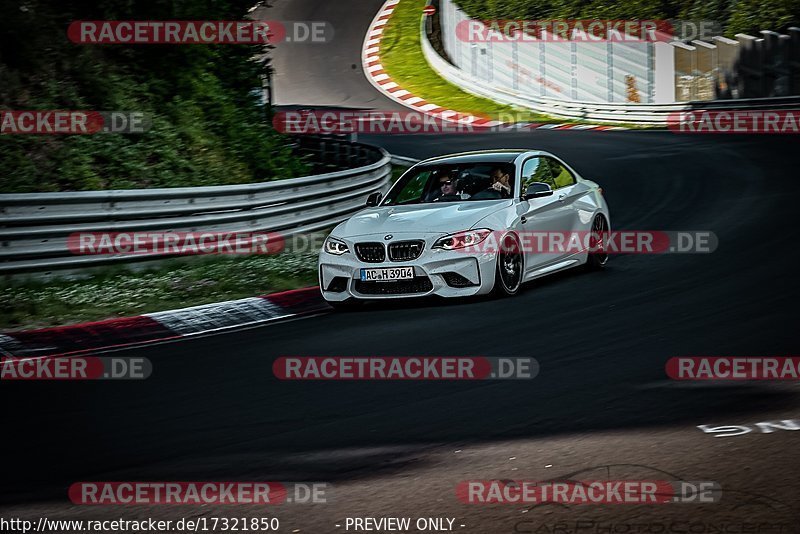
[[698, 418, 800, 437]]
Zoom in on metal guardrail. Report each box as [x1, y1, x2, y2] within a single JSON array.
[[0, 138, 393, 276], [420, 9, 800, 125]]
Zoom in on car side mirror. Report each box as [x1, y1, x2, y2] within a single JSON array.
[[524, 182, 553, 200], [365, 192, 382, 207]]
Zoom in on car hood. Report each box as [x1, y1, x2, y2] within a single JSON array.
[[335, 201, 512, 237]]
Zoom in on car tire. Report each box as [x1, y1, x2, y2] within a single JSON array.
[[586, 214, 609, 270], [492, 233, 523, 297], [327, 299, 363, 311]]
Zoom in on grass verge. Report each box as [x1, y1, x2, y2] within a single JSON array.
[[379, 0, 555, 122], [0, 251, 320, 331]]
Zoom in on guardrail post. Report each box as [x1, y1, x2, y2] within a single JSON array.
[[735, 34, 762, 98], [790, 28, 800, 95], [673, 42, 697, 102], [712, 36, 739, 98], [761, 30, 792, 96], [692, 40, 717, 100]]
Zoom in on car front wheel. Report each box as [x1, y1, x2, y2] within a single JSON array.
[[492, 233, 523, 297], [586, 214, 609, 270]]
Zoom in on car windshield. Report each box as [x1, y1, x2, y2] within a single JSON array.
[[383, 162, 516, 205]]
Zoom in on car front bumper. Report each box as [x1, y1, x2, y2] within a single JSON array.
[[318, 234, 498, 301]]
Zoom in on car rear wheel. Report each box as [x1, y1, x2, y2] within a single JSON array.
[[492, 233, 523, 297], [586, 214, 609, 270]]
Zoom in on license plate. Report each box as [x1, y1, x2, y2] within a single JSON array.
[[360, 266, 414, 282]]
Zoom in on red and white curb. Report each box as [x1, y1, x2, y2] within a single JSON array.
[[0, 287, 327, 358], [361, 0, 627, 131]]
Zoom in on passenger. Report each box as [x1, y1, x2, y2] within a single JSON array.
[[489, 167, 512, 197], [472, 167, 512, 199]]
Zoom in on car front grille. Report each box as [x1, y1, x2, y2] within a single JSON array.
[[388, 240, 424, 262], [354, 276, 433, 295], [354, 242, 386, 263]]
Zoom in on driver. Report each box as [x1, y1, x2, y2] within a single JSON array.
[[437, 175, 458, 197], [426, 171, 459, 202]]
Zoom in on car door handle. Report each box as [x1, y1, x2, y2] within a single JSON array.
[[558, 194, 566, 202]]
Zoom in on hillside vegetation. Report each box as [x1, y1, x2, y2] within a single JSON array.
[[0, 0, 308, 193]]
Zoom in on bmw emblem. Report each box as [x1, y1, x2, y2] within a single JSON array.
[[384, 235, 393, 240]]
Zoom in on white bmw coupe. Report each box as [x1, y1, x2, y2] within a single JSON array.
[[318, 150, 610, 309]]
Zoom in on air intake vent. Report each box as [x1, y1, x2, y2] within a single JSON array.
[[442, 272, 477, 288]]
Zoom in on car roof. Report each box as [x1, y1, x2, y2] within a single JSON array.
[[418, 150, 544, 166]]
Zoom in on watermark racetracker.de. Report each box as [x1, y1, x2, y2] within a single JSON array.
[[667, 357, 800, 380], [68, 482, 329, 505], [67, 231, 285, 256], [494, 464, 798, 532], [0, 111, 151, 134], [0, 356, 151, 380], [273, 356, 539, 380], [668, 111, 800, 134], [454, 18, 723, 43], [67, 20, 334, 44]]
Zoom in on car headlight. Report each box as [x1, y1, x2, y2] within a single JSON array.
[[323, 236, 349, 255], [432, 229, 493, 250]]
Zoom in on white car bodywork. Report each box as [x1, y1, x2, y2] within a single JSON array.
[[318, 150, 610, 302]]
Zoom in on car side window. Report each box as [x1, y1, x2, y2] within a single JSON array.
[[521, 157, 555, 191], [545, 158, 576, 189]]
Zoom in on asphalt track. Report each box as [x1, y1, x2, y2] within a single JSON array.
[[261, 0, 405, 110], [3, 0, 799, 530]]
